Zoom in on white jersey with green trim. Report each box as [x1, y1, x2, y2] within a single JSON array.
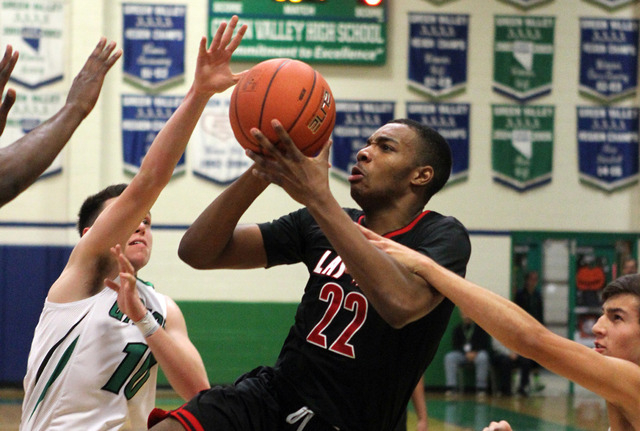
[[20, 278, 167, 431]]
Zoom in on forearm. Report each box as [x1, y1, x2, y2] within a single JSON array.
[[138, 87, 210, 187], [145, 328, 209, 400], [412, 378, 428, 424], [0, 103, 85, 206], [307, 196, 438, 328], [417, 257, 544, 357], [179, 167, 267, 269]]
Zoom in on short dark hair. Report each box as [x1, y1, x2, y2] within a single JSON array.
[[602, 274, 640, 321], [388, 118, 452, 202], [77, 184, 127, 237]]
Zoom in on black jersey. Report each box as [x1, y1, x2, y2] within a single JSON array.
[[258, 208, 470, 431]]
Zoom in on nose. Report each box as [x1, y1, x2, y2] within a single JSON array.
[[135, 220, 146, 233], [356, 147, 371, 162], [591, 315, 606, 336]]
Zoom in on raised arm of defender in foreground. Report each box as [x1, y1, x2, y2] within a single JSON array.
[[0, 39, 120, 207], [49, 17, 247, 303], [358, 225, 640, 430]]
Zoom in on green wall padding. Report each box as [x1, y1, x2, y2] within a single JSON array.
[[160, 301, 459, 388], [159, 301, 298, 386]]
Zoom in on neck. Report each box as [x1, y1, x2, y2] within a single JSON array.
[[362, 205, 425, 235]]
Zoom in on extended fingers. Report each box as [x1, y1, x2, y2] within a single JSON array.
[[220, 15, 238, 49], [110, 244, 135, 275], [0, 45, 18, 85], [208, 19, 229, 52], [85, 38, 121, 72]]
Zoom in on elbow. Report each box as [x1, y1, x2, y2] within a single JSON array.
[[516, 324, 549, 359], [180, 380, 210, 401], [380, 302, 424, 329], [177, 240, 209, 270]]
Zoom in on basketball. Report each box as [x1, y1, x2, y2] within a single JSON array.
[[229, 58, 336, 157]]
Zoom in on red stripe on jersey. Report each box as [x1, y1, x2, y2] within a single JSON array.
[[175, 410, 205, 431], [356, 211, 431, 238], [147, 407, 204, 431]]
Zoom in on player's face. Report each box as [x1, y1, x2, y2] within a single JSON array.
[[592, 294, 640, 365], [124, 212, 153, 272], [349, 123, 422, 208]]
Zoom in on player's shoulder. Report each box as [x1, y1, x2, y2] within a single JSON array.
[[419, 210, 468, 233]]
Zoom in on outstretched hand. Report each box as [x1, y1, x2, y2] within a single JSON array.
[[356, 224, 425, 274], [193, 15, 248, 96], [0, 45, 18, 136], [104, 244, 147, 322], [246, 119, 332, 206], [482, 421, 513, 431], [66, 38, 122, 119]]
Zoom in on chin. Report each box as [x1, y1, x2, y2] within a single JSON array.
[[126, 254, 151, 272]]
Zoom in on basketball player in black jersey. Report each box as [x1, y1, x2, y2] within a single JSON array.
[[150, 118, 470, 431]]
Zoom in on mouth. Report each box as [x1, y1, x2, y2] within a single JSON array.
[[593, 341, 605, 354], [128, 239, 147, 247], [348, 165, 364, 183]]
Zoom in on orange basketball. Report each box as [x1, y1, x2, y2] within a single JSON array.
[[229, 58, 336, 157]]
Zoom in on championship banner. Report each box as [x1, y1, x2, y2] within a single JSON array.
[[579, 18, 639, 103], [191, 97, 251, 185], [492, 105, 554, 192], [209, 0, 386, 65], [121, 94, 185, 176], [582, 0, 639, 10], [123, 4, 186, 91], [497, 0, 555, 9], [0, 0, 65, 89], [493, 16, 555, 103], [407, 13, 469, 99], [406, 102, 470, 184], [331, 101, 395, 181], [2, 92, 65, 177], [577, 106, 639, 192]]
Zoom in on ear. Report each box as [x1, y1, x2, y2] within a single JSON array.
[[82, 226, 90, 237], [410, 165, 434, 187]]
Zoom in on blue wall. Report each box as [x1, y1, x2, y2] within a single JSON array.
[[0, 245, 72, 384]]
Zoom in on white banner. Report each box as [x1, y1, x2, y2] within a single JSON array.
[[0, 0, 65, 88], [2, 92, 65, 177], [191, 97, 251, 184]]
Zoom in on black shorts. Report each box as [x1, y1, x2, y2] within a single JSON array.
[[148, 366, 341, 431]]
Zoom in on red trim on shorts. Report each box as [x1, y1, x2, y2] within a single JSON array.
[[147, 407, 204, 431]]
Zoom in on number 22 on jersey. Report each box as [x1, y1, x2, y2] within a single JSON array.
[[306, 283, 368, 359]]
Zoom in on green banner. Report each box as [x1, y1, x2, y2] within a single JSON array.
[[497, 0, 555, 9], [493, 16, 555, 102], [209, 0, 386, 65], [492, 105, 555, 191]]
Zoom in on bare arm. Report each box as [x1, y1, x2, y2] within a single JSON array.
[[105, 246, 209, 400], [178, 167, 269, 270], [0, 39, 121, 207], [246, 121, 442, 328], [50, 18, 248, 303], [411, 376, 428, 431], [0, 45, 18, 136], [359, 225, 640, 418]]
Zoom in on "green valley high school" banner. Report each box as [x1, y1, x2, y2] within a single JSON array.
[[209, 0, 386, 65]]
